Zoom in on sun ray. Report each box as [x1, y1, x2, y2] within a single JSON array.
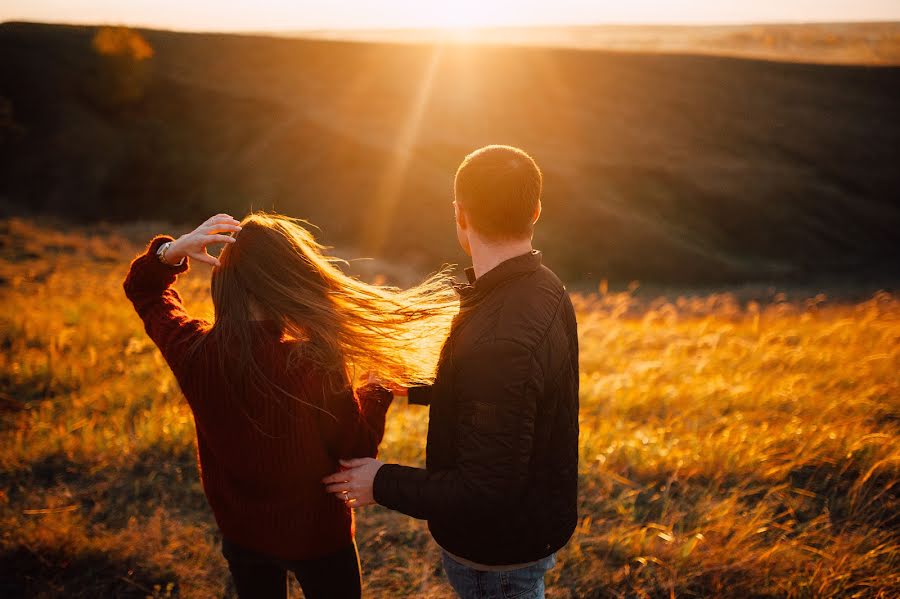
[[363, 44, 445, 255]]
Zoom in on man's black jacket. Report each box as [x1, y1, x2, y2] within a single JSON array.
[[373, 250, 580, 566]]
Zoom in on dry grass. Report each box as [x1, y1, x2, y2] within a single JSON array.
[[1, 217, 898, 598]]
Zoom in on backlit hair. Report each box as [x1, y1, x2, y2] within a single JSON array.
[[195, 212, 457, 404]]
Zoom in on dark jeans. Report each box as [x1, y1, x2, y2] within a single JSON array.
[[441, 551, 556, 599], [221, 538, 361, 599]]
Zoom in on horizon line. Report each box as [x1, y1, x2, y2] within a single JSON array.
[[3, 17, 899, 37]]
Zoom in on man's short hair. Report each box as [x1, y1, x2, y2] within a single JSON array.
[[454, 145, 543, 240]]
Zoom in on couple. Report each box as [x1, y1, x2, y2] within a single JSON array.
[[123, 145, 580, 599]]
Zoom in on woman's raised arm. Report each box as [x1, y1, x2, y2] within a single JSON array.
[[122, 214, 240, 377]]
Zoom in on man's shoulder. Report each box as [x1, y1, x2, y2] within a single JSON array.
[[506, 263, 567, 310], [534, 264, 567, 292], [484, 265, 568, 349]]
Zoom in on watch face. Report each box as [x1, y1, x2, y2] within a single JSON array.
[[157, 242, 172, 263]]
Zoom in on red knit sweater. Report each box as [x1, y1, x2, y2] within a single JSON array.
[[123, 236, 392, 560]]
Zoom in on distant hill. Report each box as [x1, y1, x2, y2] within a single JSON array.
[[1, 22, 899, 284], [299, 22, 900, 66]]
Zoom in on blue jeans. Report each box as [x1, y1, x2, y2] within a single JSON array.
[[441, 551, 556, 599]]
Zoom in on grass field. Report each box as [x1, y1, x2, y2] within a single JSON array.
[[1, 218, 898, 598]]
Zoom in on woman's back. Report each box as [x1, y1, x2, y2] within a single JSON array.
[[123, 212, 454, 598], [124, 236, 392, 561]]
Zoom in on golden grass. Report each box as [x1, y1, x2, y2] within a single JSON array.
[[1, 217, 898, 598]]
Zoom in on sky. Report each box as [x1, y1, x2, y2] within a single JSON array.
[[2, 0, 900, 32]]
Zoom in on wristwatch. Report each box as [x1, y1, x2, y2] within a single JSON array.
[[156, 241, 185, 266]]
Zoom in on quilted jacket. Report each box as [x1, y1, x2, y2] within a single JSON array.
[[373, 250, 580, 565]]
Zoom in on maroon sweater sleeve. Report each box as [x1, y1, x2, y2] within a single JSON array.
[[316, 378, 393, 460], [123, 236, 207, 379]]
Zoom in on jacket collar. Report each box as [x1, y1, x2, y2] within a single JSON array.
[[456, 250, 543, 304]]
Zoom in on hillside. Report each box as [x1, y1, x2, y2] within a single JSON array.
[[1, 22, 899, 284]]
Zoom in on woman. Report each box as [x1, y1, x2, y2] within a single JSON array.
[[123, 212, 455, 598]]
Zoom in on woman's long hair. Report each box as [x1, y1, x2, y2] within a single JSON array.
[[197, 212, 457, 403]]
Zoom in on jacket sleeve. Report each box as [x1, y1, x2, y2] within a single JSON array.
[[407, 385, 433, 406], [316, 377, 394, 460], [372, 339, 539, 520], [122, 236, 207, 379]]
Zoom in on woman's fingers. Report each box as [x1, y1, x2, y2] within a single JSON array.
[[204, 234, 238, 245], [202, 220, 240, 231], [205, 213, 234, 223], [173, 232, 236, 267], [203, 223, 242, 234], [190, 252, 220, 267], [200, 215, 239, 231]]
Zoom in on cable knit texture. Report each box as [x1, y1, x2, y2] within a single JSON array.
[[123, 236, 392, 560]]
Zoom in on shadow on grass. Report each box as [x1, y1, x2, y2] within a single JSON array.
[[786, 461, 900, 532], [2, 443, 211, 529], [0, 444, 230, 598], [0, 545, 179, 599], [581, 455, 899, 538]]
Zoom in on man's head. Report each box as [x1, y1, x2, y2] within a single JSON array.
[[453, 145, 542, 254]]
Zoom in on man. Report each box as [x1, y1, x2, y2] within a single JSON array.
[[324, 145, 580, 598]]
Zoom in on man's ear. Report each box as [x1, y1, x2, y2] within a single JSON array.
[[532, 200, 542, 226], [454, 201, 468, 230]]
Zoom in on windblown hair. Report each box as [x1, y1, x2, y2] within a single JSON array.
[[198, 212, 457, 397]]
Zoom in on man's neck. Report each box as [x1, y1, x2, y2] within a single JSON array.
[[469, 236, 534, 280]]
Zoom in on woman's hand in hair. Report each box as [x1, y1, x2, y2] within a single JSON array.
[[167, 214, 242, 267]]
